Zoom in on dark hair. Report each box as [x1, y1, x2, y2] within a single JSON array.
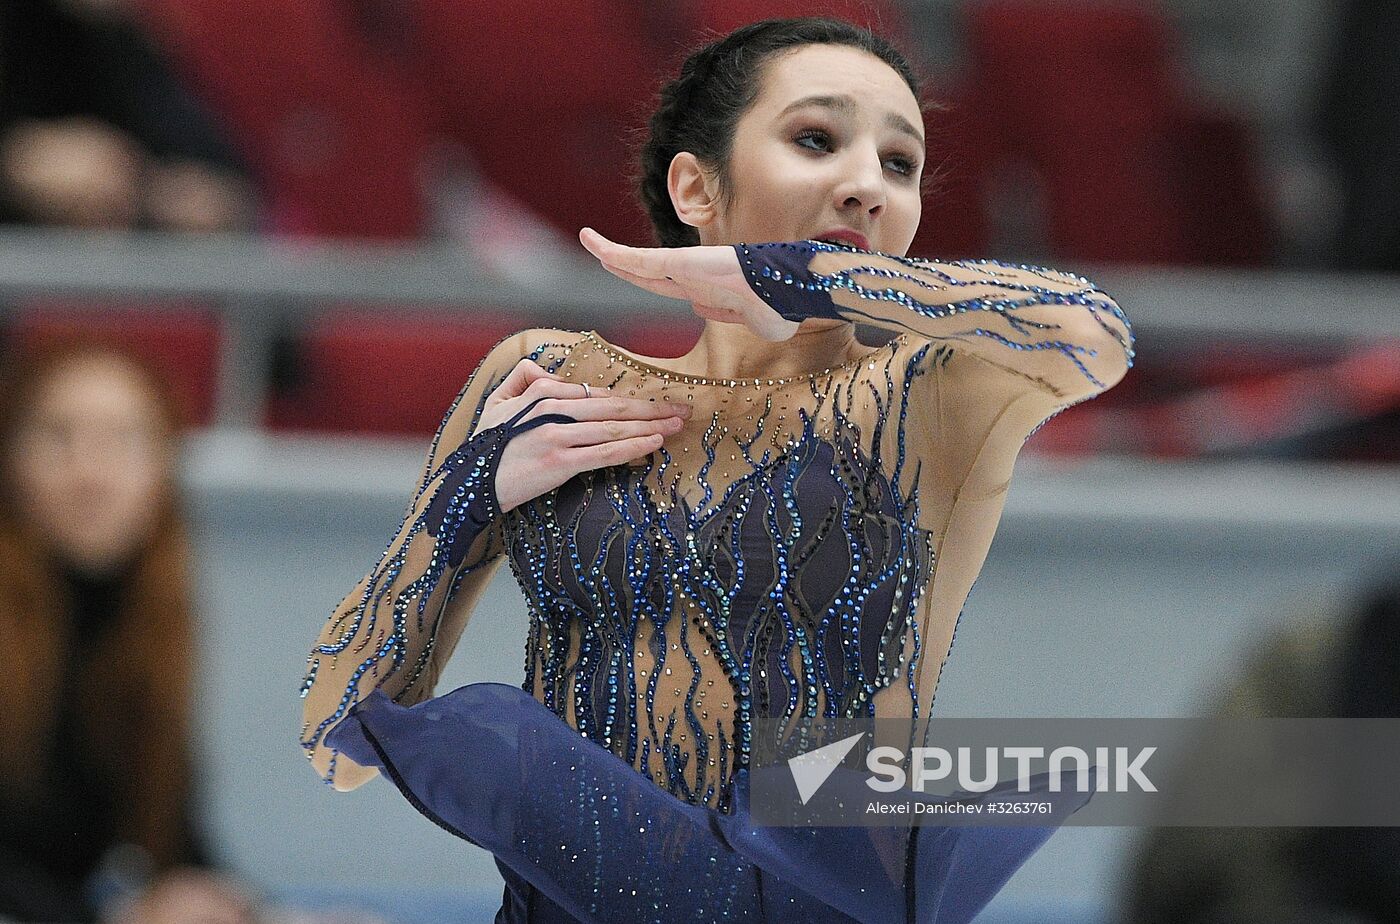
[[636, 17, 940, 248]]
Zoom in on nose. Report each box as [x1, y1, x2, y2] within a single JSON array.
[[69, 443, 112, 491], [832, 144, 886, 218]]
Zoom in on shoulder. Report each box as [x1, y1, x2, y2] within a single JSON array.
[[453, 327, 587, 410], [515, 328, 587, 368], [431, 328, 587, 457], [886, 333, 991, 401], [457, 328, 586, 396], [480, 327, 587, 370]]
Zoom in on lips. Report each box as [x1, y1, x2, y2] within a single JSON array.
[[813, 229, 870, 250]]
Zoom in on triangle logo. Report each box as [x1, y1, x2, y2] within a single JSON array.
[[787, 732, 867, 804]]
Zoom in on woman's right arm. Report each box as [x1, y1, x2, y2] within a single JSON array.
[[297, 328, 547, 791], [298, 328, 688, 791]]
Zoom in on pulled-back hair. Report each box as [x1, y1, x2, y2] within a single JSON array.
[[636, 17, 939, 248]]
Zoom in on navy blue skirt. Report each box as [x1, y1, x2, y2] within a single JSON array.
[[325, 683, 1093, 923]]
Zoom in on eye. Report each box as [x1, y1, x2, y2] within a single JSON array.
[[795, 130, 924, 180], [884, 153, 918, 177], [793, 128, 832, 153]]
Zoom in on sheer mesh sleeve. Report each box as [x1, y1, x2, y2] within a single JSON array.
[[734, 240, 1134, 405], [298, 328, 573, 791]]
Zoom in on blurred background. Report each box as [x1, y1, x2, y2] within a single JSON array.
[[0, 0, 1396, 922]]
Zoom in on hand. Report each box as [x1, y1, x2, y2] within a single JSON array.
[[472, 357, 693, 513], [578, 227, 800, 342]]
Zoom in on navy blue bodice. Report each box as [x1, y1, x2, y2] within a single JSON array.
[[504, 400, 932, 812]]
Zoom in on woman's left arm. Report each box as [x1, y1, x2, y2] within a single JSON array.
[[580, 230, 1134, 408], [736, 240, 1134, 405]]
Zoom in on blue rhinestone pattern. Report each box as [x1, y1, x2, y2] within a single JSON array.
[[735, 240, 1135, 392]]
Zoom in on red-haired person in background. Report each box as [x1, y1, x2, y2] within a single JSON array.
[[0, 340, 258, 923]]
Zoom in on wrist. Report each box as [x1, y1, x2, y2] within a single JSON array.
[[423, 425, 512, 568], [734, 241, 845, 323]]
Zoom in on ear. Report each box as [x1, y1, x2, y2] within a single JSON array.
[[667, 151, 719, 230]]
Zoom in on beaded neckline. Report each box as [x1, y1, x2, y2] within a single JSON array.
[[581, 328, 908, 387]]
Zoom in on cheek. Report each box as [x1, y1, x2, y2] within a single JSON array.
[[60, 472, 164, 560], [92, 461, 165, 525], [11, 456, 65, 523], [733, 186, 823, 246], [727, 144, 821, 219], [891, 192, 922, 246], [16, 455, 162, 529]]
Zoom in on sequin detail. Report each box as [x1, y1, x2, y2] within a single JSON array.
[[300, 385, 577, 784], [504, 337, 937, 814], [735, 240, 1135, 390]]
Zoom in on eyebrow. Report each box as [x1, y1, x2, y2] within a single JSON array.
[[777, 93, 925, 145]]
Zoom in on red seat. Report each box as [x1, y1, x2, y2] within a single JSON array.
[[1166, 102, 1274, 266], [410, 0, 669, 247], [697, 0, 912, 36], [411, 2, 921, 249], [962, 1, 1275, 267], [9, 302, 223, 428], [263, 311, 530, 437], [910, 80, 995, 260], [964, 1, 1190, 264], [136, 0, 430, 239]]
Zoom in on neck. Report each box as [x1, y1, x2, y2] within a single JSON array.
[[679, 319, 859, 380]]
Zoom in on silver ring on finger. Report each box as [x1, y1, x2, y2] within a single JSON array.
[[581, 382, 591, 398]]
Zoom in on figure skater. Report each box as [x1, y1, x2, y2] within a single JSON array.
[[300, 17, 1133, 923]]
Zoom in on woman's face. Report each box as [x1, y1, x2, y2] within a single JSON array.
[[705, 43, 925, 255], [8, 355, 172, 576]]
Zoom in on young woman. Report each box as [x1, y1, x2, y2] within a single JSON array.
[[0, 340, 257, 923], [300, 18, 1133, 923]]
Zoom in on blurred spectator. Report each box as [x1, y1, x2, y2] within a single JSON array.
[[0, 339, 259, 922], [1121, 566, 1400, 923], [1316, 0, 1400, 271], [0, 0, 254, 232]]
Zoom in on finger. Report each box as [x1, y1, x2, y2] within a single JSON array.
[[521, 376, 609, 399], [572, 433, 664, 468], [581, 226, 678, 282], [509, 391, 686, 427], [595, 260, 690, 300], [555, 396, 693, 422], [552, 416, 683, 448], [579, 226, 636, 263], [496, 357, 560, 399], [597, 258, 755, 320], [493, 378, 603, 425], [583, 228, 760, 317]]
